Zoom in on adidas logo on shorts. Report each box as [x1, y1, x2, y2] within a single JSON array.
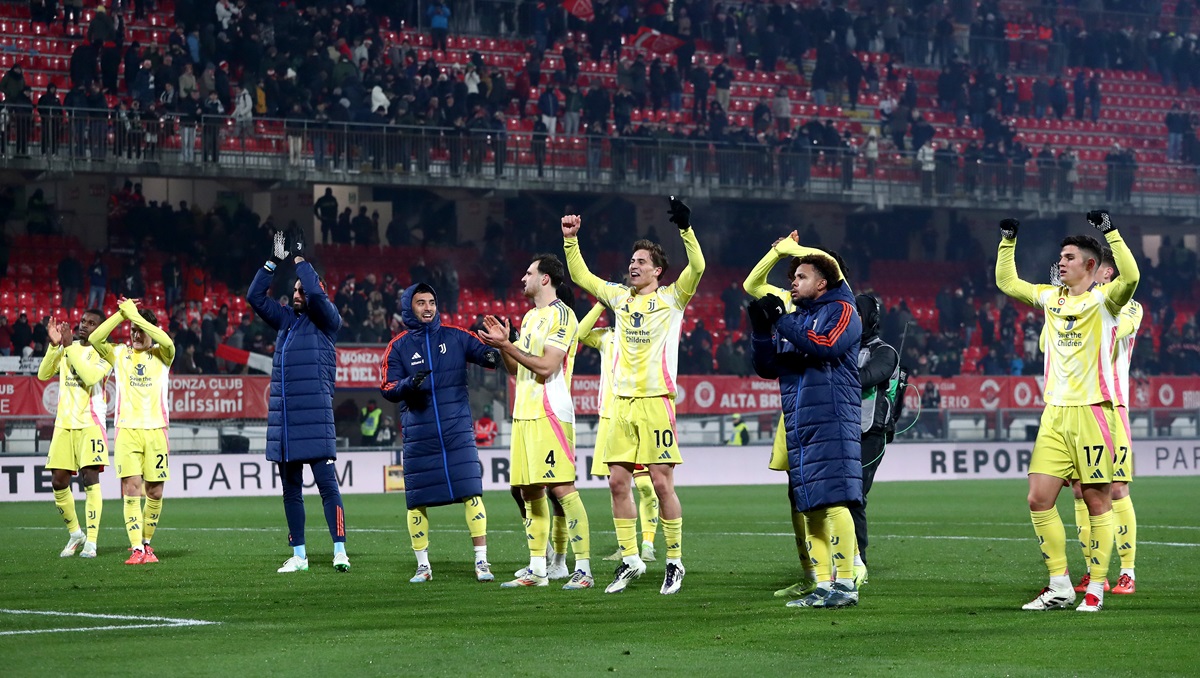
[[542, 470, 555, 479], [1089, 468, 1105, 479], [658, 451, 671, 459]]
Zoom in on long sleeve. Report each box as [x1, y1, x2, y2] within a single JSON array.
[[125, 303, 176, 366], [750, 333, 780, 380], [577, 302, 605, 349], [37, 345, 63, 380], [995, 238, 1042, 308], [379, 342, 419, 404], [774, 239, 843, 282], [672, 227, 706, 303], [742, 247, 789, 302], [1117, 300, 1143, 340], [63, 344, 111, 387], [859, 343, 899, 389], [1101, 230, 1140, 315], [777, 299, 862, 360], [247, 266, 290, 330], [563, 236, 621, 306], [296, 261, 342, 333], [87, 310, 124, 365], [458, 328, 501, 369]]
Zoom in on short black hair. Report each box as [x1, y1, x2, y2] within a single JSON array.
[[84, 308, 104, 319], [139, 308, 158, 326], [1061, 235, 1103, 271], [631, 239, 669, 273], [531, 253, 566, 288], [1100, 245, 1119, 278]]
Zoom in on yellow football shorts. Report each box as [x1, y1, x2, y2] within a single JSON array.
[[46, 425, 109, 473], [510, 418, 576, 486], [768, 412, 788, 471], [1031, 403, 1122, 483], [590, 416, 612, 477], [605, 396, 683, 467], [115, 428, 171, 481], [1069, 405, 1134, 483]]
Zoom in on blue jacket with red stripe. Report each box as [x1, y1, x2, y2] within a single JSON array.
[[379, 284, 501, 510], [750, 283, 864, 513]]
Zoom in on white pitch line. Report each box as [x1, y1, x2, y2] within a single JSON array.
[[10, 526, 1200, 547], [0, 609, 219, 637]]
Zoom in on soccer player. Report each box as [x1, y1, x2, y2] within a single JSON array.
[[478, 254, 594, 590], [380, 283, 502, 583], [1072, 245, 1142, 595], [39, 311, 110, 558], [562, 196, 705, 595], [747, 253, 864, 609], [995, 211, 1139, 612], [88, 298, 174, 565], [577, 302, 659, 563], [248, 230, 350, 574]]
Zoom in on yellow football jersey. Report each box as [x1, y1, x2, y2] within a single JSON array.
[[110, 344, 172, 429], [512, 299, 579, 422], [1112, 299, 1143, 407], [996, 232, 1139, 407], [565, 228, 705, 398], [37, 344, 112, 429], [581, 326, 617, 418]]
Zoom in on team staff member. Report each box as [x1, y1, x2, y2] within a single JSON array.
[[578, 302, 659, 563], [89, 298, 175, 565], [248, 229, 350, 574], [478, 254, 594, 590], [996, 212, 1138, 612], [725, 414, 749, 445], [39, 311, 110, 559], [563, 197, 704, 596], [852, 293, 900, 582], [380, 283, 502, 584], [749, 252, 864, 609], [360, 400, 382, 445]]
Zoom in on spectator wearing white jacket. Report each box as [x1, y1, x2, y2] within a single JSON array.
[[918, 141, 936, 198], [215, 0, 240, 30]]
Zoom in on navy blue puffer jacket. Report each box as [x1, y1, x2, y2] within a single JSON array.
[[248, 261, 342, 463], [380, 284, 500, 509], [751, 283, 864, 513]]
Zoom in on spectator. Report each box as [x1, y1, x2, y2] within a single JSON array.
[[231, 84, 254, 142], [1166, 103, 1186, 162], [537, 85, 558, 141], [57, 250, 83, 308], [0, 315, 11, 356], [201, 91, 224, 163], [86, 252, 107, 308], [428, 0, 452, 52], [86, 6, 115, 45]]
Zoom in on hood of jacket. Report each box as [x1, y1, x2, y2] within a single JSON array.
[[856, 293, 881, 341], [401, 283, 440, 333]]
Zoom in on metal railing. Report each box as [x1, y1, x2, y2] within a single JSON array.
[[3, 110, 1199, 213]]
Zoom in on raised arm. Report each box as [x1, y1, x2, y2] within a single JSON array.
[[577, 302, 606, 349], [1117, 300, 1143, 340], [37, 345, 63, 381], [673, 226, 706, 304], [123, 300, 176, 366], [776, 298, 863, 360], [774, 238, 843, 283], [87, 309, 124, 365], [456, 327, 502, 369], [995, 234, 1042, 308], [296, 258, 342, 333], [743, 241, 790, 301], [247, 265, 291, 331], [1099, 227, 1140, 315]]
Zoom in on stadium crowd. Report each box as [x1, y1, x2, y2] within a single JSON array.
[[1, 0, 1200, 179]]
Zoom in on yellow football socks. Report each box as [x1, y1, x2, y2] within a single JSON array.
[[558, 491, 591, 563], [790, 510, 809, 566], [551, 515, 569, 555], [802, 511, 833, 582], [661, 517, 682, 560], [408, 507, 429, 551], [635, 474, 658, 544], [53, 488, 79, 534], [526, 496, 550, 558], [1112, 496, 1136, 569], [143, 497, 162, 543], [1087, 510, 1115, 582], [615, 517, 638, 557], [123, 496, 144, 549], [464, 496, 487, 539], [84, 484, 103, 545], [824, 506, 856, 581], [1031, 508, 1068, 576], [1073, 497, 1091, 564]]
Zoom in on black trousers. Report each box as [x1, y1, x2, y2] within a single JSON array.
[[850, 430, 887, 564]]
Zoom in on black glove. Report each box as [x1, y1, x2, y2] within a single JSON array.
[[411, 370, 432, 389], [667, 196, 691, 231], [508, 326, 520, 343], [1087, 210, 1115, 234], [746, 299, 772, 336], [760, 295, 786, 324], [999, 218, 1020, 240], [270, 229, 290, 265], [288, 226, 306, 256]]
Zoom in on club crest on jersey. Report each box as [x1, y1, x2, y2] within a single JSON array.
[[439, 343, 446, 354], [1058, 298, 1066, 305]]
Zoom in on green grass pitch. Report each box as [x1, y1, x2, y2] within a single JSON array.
[[1, 478, 1197, 677]]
